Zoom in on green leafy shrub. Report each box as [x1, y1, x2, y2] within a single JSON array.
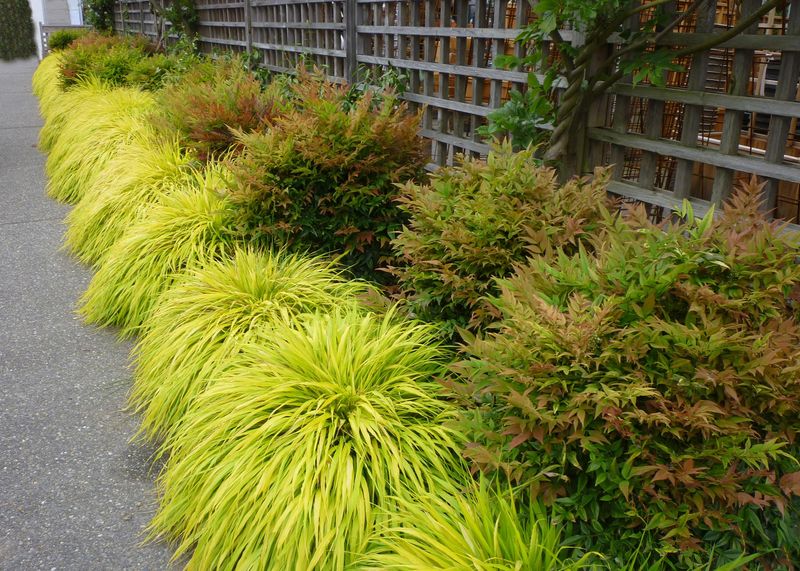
[[391, 143, 610, 336], [59, 33, 155, 88], [124, 52, 182, 91], [150, 309, 467, 569], [79, 163, 239, 337], [48, 29, 87, 51], [454, 184, 800, 567], [153, 58, 284, 160], [0, 0, 36, 61], [45, 80, 156, 203], [130, 248, 371, 442], [363, 478, 588, 570], [229, 72, 425, 282], [63, 129, 196, 265]]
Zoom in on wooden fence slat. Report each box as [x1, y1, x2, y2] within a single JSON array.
[[610, 83, 800, 118], [710, 0, 762, 206], [673, 0, 718, 199], [762, 0, 800, 211], [589, 127, 800, 183], [116, 0, 800, 222]]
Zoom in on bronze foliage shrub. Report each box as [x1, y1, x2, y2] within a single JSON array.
[[453, 183, 800, 568], [228, 73, 425, 282], [391, 143, 611, 337]]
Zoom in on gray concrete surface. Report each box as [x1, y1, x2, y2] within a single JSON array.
[[0, 58, 174, 570]]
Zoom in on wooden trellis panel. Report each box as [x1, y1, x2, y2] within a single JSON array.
[[355, 0, 533, 166], [112, 0, 800, 223], [249, 0, 347, 78], [115, 0, 157, 37], [195, 0, 248, 54], [594, 0, 800, 222]]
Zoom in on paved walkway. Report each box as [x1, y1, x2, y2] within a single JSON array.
[[0, 58, 173, 570]]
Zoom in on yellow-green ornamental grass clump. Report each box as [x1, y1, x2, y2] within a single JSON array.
[[31, 53, 64, 122], [64, 130, 197, 266], [37, 74, 103, 153], [130, 248, 372, 442], [45, 81, 156, 203], [363, 479, 584, 571], [150, 309, 467, 570], [79, 162, 238, 337]]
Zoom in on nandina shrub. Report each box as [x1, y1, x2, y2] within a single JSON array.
[[150, 309, 467, 569], [47, 29, 86, 51], [58, 32, 155, 89], [228, 72, 425, 282], [454, 184, 800, 567], [390, 143, 611, 337], [153, 58, 285, 160]]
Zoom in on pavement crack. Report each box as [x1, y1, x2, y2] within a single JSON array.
[[0, 216, 62, 227]]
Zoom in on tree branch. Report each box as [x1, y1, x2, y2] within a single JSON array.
[[674, 0, 786, 58], [598, 0, 706, 73]]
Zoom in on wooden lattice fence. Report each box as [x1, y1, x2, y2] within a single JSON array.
[[112, 0, 800, 224]]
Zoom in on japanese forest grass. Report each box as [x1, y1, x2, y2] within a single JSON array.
[[44, 80, 156, 203], [31, 53, 63, 122], [362, 478, 590, 571], [64, 130, 197, 266], [150, 309, 468, 570], [79, 162, 239, 337], [130, 248, 372, 443]]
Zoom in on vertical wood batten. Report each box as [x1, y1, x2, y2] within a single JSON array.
[[710, 0, 762, 205], [673, 0, 718, 199], [762, 0, 800, 212]]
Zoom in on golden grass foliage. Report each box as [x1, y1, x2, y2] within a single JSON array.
[[31, 53, 64, 122], [45, 81, 156, 203], [362, 479, 582, 570], [150, 309, 467, 570], [63, 129, 197, 266], [130, 248, 372, 442], [79, 162, 239, 337]]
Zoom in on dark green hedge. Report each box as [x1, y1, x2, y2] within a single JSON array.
[[0, 0, 36, 61]]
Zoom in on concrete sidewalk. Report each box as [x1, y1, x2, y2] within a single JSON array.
[[0, 58, 173, 570]]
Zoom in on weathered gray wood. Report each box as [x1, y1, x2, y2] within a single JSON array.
[[489, 0, 507, 109], [608, 179, 714, 218], [356, 54, 528, 82], [589, 127, 800, 184], [419, 128, 492, 154], [609, 83, 800, 119], [656, 31, 800, 51], [762, 0, 800, 212], [673, 0, 717, 199], [252, 41, 344, 57], [344, 0, 357, 83], [607, 179, 800, 233], [243, 0, 252, 55], [470, 0, 488, 147], [251, 21, 343, 30], [710, 0, 762, 206], [355, 25, 521, 40]]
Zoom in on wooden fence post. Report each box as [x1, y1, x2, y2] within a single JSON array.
[[344, 0, 357, 84], [244, 0, 252, 58], [761, 0, 800, 213], [710, 0, 762, 206]]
